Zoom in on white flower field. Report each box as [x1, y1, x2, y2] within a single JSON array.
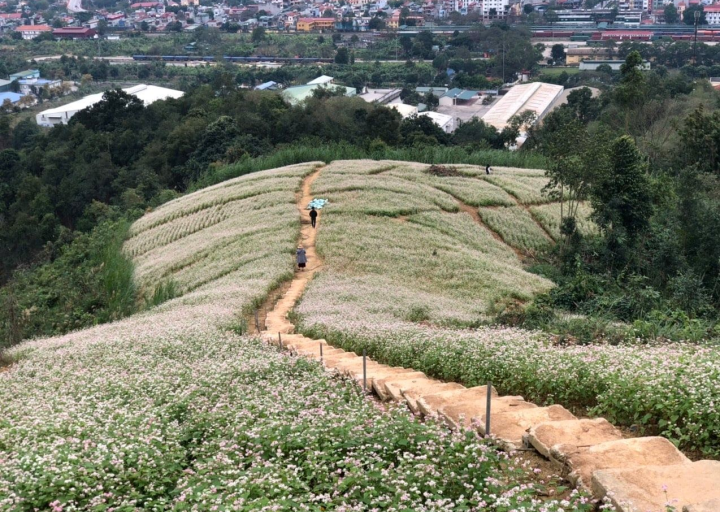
[[0, 161, 602, 511], [296, 160, 720, 459]]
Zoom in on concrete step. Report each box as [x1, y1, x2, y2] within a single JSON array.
[[550, 436, 690, 493], [439, 396, 535, 431], [372, 372, 429, 401], [526, 418, 624, 459], [481, 405, 577, 451], [592, 460, 720, 512], [416, 385, 498, 417], [400, 382, 466, 414]]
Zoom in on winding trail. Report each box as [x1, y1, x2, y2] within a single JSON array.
[[260, 164, 720, 512], [262, 166, 324, 335]]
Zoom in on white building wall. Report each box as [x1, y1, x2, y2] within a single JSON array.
[[482, 0, 508, 16]]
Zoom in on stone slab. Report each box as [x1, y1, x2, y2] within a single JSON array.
[[384, 377, 442, 403], [373, 373, 430, 401], [372, 371, 427, 400], [684, 498, 720, 512], [439, 396, 535, 430], [550, 437, 690, 492], [482, 405, 577, 451], [527, 418, 624, 459], [592, 461, 720, 512], [398, 382, 466, 413], [416, 386, 498, 417]]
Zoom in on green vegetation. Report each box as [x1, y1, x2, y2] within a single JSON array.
[[524, 52, 720, 342], [0, 217, 135, 349]]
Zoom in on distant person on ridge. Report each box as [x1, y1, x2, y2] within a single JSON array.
[[309, 207, 318, 228], [296, 246, 307, 271], [486, 164, 493, 175]]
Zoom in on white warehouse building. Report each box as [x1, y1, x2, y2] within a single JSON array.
[[482, 82, 564, 131], [36, 84, 184, 127]]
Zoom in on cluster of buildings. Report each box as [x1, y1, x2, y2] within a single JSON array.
[[1, 0, 711, 39], [269, 73, 559, 139], [0, 69, 68, 110]]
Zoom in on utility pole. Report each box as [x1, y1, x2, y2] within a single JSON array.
[[693, 9, 700, 66]]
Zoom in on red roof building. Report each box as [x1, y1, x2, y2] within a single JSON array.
[[52, 27, 97, 39]]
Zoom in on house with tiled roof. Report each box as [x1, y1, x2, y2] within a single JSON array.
[[15, 24, 51, 39]]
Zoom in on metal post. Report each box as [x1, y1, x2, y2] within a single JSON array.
[[254, 310, 259, 332], [278, 332, 282, 347], [363, 348, 367, 392], [485, 382, 492, 437], [320, 343, 323, 363]]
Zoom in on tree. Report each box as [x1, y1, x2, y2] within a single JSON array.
[[551, 43, 565, 63], [544, 9, 559, 25], [140, 20, 149, 31], [523, 3, 534, 14], [365, 107, 402, 145], [566, 87, 600, 124], [71, 89, 145, 132], [590, 135, 653, 249], [615, 51, 647, 129], [323, 8, 333, 17], [664, 3, 679, 24], [368, 16, 385, 30], [683, 5, 706, 25], [335, 47, 350, 64], [678, 104, 720, 173], [451, 119, 503, 148], [251, 25, 266, 43]]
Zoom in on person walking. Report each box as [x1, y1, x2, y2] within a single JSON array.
[[296, 245, 307, 271], [486, 164, 493, 175], [309, 206, 318, 228]]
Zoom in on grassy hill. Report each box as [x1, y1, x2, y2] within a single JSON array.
[[0, 161, 594, 511], [2, 159, 718, 510]]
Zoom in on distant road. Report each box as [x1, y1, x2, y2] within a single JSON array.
[[67, 0, 85, 13]]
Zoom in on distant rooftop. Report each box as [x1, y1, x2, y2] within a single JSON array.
[[307, 75, 334, 85], [482, 82, 564, 131]]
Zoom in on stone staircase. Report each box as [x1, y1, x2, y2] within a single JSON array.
[[263, 330, 720, 512]]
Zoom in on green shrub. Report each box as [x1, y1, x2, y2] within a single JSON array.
[[0, 219, 136, 349]]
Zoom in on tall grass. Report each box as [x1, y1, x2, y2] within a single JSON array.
[[100, 220, 137, 322], [190, 142, 549, 191]]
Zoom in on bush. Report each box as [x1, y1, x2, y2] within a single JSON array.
[[0, 219, 136, 349]]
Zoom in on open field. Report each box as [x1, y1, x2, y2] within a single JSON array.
[[0, 162, 589, 511], [310, 160, 555, 325]]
